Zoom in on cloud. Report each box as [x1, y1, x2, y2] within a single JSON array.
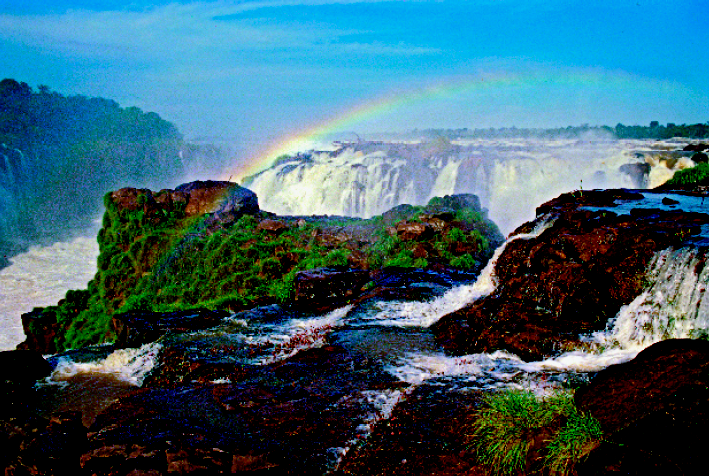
[[0, 1, 437, 63]]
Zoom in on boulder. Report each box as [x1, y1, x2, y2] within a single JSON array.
[[692, 151, 709, 164], [396, 221, 434, 241], [433, 189, 709, 360], [576, 339, 709, 476], [17, 308, 60, 354], [256, 218, 288, 234], [293, 267, 371, 313], [112, 308, 232, 348], [175, 180, 259, 217]]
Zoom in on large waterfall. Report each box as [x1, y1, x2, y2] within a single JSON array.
[[244, 138, 662, 234]]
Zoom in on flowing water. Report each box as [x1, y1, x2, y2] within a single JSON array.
[[2, 138, 708, 467]]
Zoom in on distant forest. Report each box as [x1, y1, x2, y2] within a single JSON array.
[[0, 78, 187, 258], [416, 121, 709, 140], [0, 78, 185, 186]]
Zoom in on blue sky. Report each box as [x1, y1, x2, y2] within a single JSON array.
[[0, 0, 707, 152]]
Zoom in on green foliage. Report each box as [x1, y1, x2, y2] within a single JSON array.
[[664, 162, 709, 187], [450, 254, 477, 269], [467, 389, 603, 476], [44, 188, 504, 350]]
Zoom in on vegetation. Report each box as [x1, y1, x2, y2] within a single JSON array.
[[466, 389, 603, 476], [0, 78, 185, 252], [38, 191, 501, 350], [415, 121, 709, 140], [663, 162, 709, 188]]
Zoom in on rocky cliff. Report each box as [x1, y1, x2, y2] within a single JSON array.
[[433, 188, 709, 360]]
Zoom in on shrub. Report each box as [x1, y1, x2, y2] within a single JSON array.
[[665, 162, 709, 187], [450, 254, 477, 269], [466, 389, 601, 476]]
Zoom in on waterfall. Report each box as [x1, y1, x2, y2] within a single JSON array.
[[527, 245, 709, 373], [244, 139, 647, 234], [598, 247, 709, 350]]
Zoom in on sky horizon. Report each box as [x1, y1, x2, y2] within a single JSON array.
[[1, 1, 707, 162]]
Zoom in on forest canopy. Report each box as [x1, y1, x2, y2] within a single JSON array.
[[0, 78, 187, 256]]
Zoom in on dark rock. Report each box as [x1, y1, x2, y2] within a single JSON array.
[[433, 190, 709, 360], [683, 143, 709, 152], [0, 350, 52, 385], [1, 411, 87, 475], [576, 339, 709, 476], [692, 151, 709, 164], [396, 221, 434, 241], [175, 180, 259, 217], [17, 307, 60, 354], [0, 350, 53, 417], [337, 383, 485, 475], [256, 218, 288, 234], [84, 345, 400, 475], [293, 267, 371, 313], [112, 308, 232, 348], [662, 196, 680, 206]]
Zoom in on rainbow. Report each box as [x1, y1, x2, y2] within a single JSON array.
[[229, 68, 650, 182]]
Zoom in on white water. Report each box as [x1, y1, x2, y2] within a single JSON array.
[[244, 138, 665, 235], [0, 236, 100, 350], [49, 342, 162, 387]]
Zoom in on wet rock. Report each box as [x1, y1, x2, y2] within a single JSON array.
[[17, 307, 61, 354], [85, 345, 401, 475], [336, 383, 485, 475], [293, 267, 371, 313], [433, 189, 709, 360], [0, 411, 87, 475], [692, 151, 709, 164], [396, 221, 434, 241], [0, 350, 53, 417], [175, 180, 259, 217], [256, 218, 289, 234], [683, 143, 709, 152], [576, 339, 709, 476], [112, 308, 232, 348]]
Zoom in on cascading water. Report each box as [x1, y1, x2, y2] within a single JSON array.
[[598, 247, 709, 350], [244, 139, 655, 234]]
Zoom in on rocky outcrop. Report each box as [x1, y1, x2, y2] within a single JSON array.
[[293, 267, 371, 312], [433, 189, 709, 361], [110, 180, 259, 223], [111, 308, 232, 348], [577, 339, 709, 475]]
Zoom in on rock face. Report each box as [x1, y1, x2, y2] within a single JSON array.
[[433, 189, 709, 361], [111, 308, 233, 348], [110, 180, 259, 222], [577, 339, 709, 475]]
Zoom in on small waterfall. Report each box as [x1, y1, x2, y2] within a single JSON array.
[[49, 343, 162, 387], [349, 215, 557, 330], [599, 247, 709, 350], [527, 245, 709, 373]]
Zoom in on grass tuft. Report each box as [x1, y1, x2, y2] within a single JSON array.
[[466, 389, 602, 476]]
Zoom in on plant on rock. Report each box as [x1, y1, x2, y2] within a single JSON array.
[[465, 389, 603, 476]]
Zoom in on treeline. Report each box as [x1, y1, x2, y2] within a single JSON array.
[[0, 78, 187, 254], [414, 121, 709, 140], [0, 78, 185, 186]]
